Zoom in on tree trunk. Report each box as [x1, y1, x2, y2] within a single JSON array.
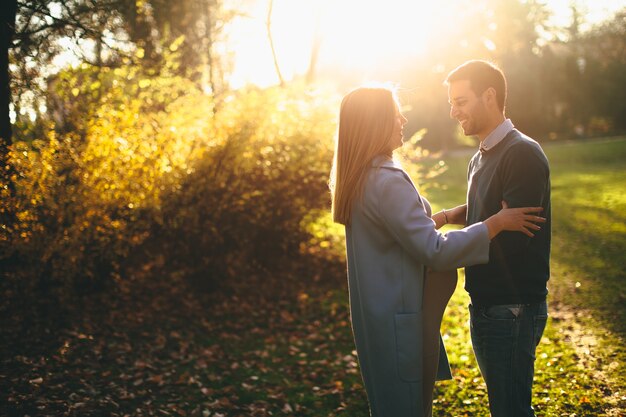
[[0, 0, 17, 270], [0, 0, 17, 157], [305, 5, 322, 84], [306, 36, 321, 85], [205, 0, 217, 97], [266, 0, 284, 87]]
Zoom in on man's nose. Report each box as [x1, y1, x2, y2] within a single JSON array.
[[449, 106, 458, 119]]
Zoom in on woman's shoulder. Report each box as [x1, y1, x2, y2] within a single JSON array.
[[365, 161, 419, 202]]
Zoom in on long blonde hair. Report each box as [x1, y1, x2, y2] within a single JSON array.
[[329, 86, 399, 225]]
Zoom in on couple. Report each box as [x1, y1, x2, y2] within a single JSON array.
[[329, 60, 551, 417]]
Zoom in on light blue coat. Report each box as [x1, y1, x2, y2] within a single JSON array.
[[345, 158, 491, 417]]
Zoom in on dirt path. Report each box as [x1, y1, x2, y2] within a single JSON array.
[[549, 301, 625, 416]]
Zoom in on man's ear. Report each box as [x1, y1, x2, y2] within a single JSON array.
[[481, 87, 499, 109]]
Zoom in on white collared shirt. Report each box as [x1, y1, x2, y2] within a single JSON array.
[[480, 119, 514, 152]]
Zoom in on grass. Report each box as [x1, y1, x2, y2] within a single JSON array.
[[421, 136, 626, 416], [2, 138, 624, 416]]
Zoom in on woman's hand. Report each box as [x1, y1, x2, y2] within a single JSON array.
[[484, 201, 546, 240]]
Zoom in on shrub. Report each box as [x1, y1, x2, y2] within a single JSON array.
[[159, 85, 338, 285], [1, 63, 338, 293]]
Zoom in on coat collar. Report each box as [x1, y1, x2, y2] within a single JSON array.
[[371, 155, 403, 170]]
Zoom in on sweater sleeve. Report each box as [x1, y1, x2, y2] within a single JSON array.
[[377, 170, 490, 271], [498, 141, 550, 250]]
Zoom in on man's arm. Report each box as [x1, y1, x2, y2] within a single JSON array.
[[498, 142, 550, 249], [446, 204, 467, 226]]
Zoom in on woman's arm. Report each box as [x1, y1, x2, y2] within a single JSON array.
[[378, 172, 544, 270], [434, 202, 543, 237], [433, 204, 467, 229], [378, 173, 490, 269]]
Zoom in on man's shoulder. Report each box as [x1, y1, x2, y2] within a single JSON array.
[[503, 130, 548, 161], [505, 129, 538, 147]]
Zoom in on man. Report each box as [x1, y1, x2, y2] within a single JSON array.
[[445, 60, 551, 417]]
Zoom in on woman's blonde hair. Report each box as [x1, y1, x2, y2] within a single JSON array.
[[329, 85, 400, 225]]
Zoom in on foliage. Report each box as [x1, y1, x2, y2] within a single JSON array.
[[577, 10, 626, 133], [10, 0, 128, 125], [158, 84, 338, 285], [113, 0, 238, 87], [8, 0, 238, 146], [3, 61, 197, 289], [1, 61, 339, 292]]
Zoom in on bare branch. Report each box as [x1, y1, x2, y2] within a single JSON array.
[[265, 0, 284, 87]]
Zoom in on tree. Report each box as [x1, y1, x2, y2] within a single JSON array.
[[114, 0, 238, 94], [579, 8, 626, 133], [0, 2, 18, 256], [1, 0, 17, 159], [266, 0, 284, 87], [539, 7, 626, 136], [7, 0, 240, 128], [8, 1, 130, 140]]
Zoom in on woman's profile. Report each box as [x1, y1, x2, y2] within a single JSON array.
[[328, 85, 544, 417]]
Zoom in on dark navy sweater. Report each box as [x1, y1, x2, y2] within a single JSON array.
[[465, 129, 551, 306]]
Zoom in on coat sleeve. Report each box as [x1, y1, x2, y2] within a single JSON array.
[[377, 171, 490, 271]]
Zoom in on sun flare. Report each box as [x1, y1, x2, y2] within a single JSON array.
[[227, 0, 448, 88], [227, 0, 624, 88]]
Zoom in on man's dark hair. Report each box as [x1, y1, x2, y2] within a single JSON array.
[[446, 60, 507, 112]]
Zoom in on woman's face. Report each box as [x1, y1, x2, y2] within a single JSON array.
[[390, 104, 408, 150]]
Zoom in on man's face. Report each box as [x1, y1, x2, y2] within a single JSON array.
[[448, 80, 489, 138]]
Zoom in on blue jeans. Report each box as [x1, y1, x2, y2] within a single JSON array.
[[469, 301, 548, 417]]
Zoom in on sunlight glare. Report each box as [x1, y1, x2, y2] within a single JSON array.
[[317, 0, 437, 68], [39, 0, 626, 90], [227, 0, 443, 88], [227, 0, 625, 88]]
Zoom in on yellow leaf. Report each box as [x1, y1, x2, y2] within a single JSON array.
[[169, 35, 185, 52]]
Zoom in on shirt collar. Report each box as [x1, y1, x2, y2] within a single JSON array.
[[480, 119, 514, 153]]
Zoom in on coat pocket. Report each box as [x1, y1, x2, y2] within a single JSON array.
[[394, 312, 423, 382]]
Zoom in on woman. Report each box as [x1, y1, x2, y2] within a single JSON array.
[[328, 85, 544, 417]]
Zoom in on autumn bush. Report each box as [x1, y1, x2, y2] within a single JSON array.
[[158, 86, 339, 286], [1, 61, 338, 293]]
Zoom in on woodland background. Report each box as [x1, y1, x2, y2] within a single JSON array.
[[0, 1, 624, 415]]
